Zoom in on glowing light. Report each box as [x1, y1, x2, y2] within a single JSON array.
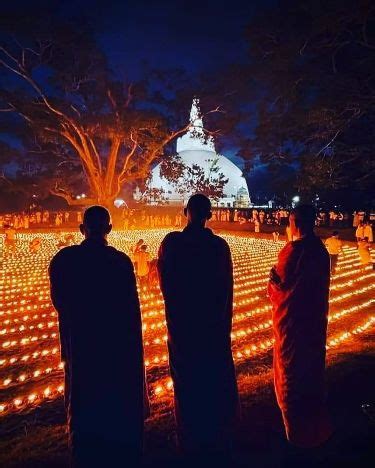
[[114, 198, 126, 208], [0, 231, 373, 415]]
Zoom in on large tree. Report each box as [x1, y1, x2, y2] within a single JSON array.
[[220, 0, 375, 206], [0, 17, 196, 207]]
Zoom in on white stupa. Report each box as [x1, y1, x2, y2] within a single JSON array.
[[148, 98, 251, 207]]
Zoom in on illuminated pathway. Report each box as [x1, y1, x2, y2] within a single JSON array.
[[0, 230, 374, 415]]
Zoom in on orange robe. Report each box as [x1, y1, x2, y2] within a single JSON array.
[[268, 235, 333, 447]]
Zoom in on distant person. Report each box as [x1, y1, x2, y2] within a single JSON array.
[[4, 224, 16, 251], [254, 217, 260, 233], [352, 211, 359, 228], [364, 221, 373, 243], [55, 212, 62, 227], [131, 239, 144, 257], [131, 239, 144, 271], [49, 206, 148, 468], [158, 194, 239, 466], [355, 221, 365, 241], [134, 244, 151, 288], [325, 231, 342, 274], [268, 205, 333, 460], [56, 233, 74, 250], [23, 213, 30, 229], [29, 237, 41, 253], [13, 214, 20, 229], [358, 237, 373, 269], [42, 210, 49, 224]]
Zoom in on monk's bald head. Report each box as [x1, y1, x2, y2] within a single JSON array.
[[80, 205, 112, 238], [184, 194, 212, 225]]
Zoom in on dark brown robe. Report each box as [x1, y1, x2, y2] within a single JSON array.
[[268, 234, 333, 447], [49, 237, 148, 458], [157, 225, 239, 452]]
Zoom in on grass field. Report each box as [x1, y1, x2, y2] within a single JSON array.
[[0, 230, 374, 467]]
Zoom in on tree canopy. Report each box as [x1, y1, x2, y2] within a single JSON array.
[[240, 0, 375, 207], [0, 16, 195, 207]]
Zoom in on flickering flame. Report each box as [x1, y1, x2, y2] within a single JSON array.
[[0, 232, 373, 416]]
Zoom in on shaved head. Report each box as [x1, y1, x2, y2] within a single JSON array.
[[185, 194, 212, 222], [81, 205, 111, 237]]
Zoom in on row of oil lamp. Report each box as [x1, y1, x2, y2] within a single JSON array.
[[2, 282, 374, 352], [1, 272, 373, 349], [1, 294, 373, 388], [1, 314, 373, 415], [1, 234, 373, 417], [2, 297, 374, 391]]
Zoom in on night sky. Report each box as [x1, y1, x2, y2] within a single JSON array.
[[5, 0, 274, 76], [91, 0, 270, 76]]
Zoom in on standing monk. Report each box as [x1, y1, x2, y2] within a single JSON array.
[[268, 205, 333, 452], [49, 206, 148, 468], [158, 194, 239, 464]]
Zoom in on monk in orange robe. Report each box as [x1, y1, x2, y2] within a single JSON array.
[[268, 205, 333, 449]]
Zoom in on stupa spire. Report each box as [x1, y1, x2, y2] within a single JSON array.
[[189, 97, 204, 131], [176, 97, 215, 153]]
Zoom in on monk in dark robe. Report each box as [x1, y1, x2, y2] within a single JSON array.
[[268, 205, 333, 450], [49, 206, 148, 468], [157, 194, 239, 462]]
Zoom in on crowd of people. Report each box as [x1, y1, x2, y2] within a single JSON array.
[[0, 210, 83, 229], [210, 208, 373, 231], [121, 208, 183, 230], [1, 207, 373, 232], [3, 209, 373, 277], [0, 208, 184, 231], [45, 198, 373, 468]]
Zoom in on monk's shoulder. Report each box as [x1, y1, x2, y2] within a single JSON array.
[[278, 241, 297, 258], [212, 233, 231, 254], [107, 246, 133, 269], [314, 237, 330, 260], [160, 231, 183, 250], [291, 236, 329, 262], [50, 245, 80, 271]]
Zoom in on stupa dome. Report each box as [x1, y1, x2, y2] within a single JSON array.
[[148, 98, 251, 207]]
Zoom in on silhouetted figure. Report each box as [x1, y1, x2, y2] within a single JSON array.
[[134, 244, 151, 288], [158, 194, 239, 466], [268, 205, 333, 460], [49, 206, 148, 468]]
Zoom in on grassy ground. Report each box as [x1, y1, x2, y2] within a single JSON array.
[[0, 333, 373, 468]]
